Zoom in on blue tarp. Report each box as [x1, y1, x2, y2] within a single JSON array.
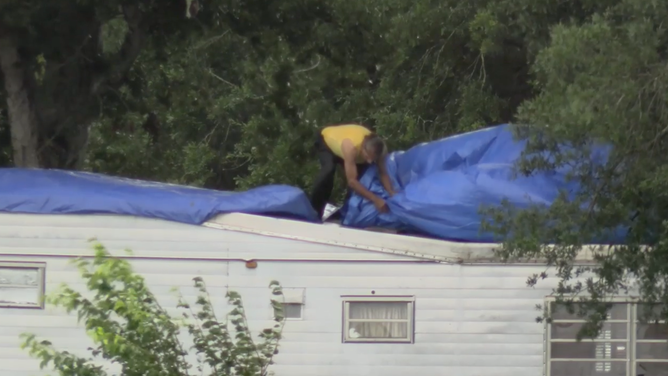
[[0, 169, 319, 224], [342, 124, 617, 243], [0, 124, 620, 244]]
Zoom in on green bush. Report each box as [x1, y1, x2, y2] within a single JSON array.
[[20, 242, 285, 376]]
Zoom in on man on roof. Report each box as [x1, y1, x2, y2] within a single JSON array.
[[310, 123, 395, 219]]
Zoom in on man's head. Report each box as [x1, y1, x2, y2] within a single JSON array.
[[361, 134, 387, 164]]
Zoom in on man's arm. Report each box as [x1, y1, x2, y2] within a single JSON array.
[[341, 140, 387, 211], [377, 157, 395, 196]]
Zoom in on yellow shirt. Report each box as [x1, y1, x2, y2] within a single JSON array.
[[321, 124, 371, 163]]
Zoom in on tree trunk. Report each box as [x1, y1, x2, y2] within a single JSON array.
[[0, 35, 40, 168], [0, 5, 149, 170]]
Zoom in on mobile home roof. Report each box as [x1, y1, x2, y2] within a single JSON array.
[[206, 213, 600, 264]]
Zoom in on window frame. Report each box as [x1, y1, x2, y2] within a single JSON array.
[[544, 296, 668, 376], [0, 261, 46, 309], [341, 295, 415, 344]]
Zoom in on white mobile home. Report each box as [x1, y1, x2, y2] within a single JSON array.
[[0, 212, 666, 376]]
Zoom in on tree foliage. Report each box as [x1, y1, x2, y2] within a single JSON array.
[[21, 243, 285, 376], [72, 0, 652, 198], [2, 0, 549, 194], [482, 0, 668, 335], [0, 0, 202, 168]]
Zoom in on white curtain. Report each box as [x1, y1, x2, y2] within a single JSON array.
[[348, 302, 408, 339], [0, 267, 40, 306]]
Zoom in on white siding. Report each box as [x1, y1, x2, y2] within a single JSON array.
[[230, 262, 552, 376], [0, 213, 557, 376]]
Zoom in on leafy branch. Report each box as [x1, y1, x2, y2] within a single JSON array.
[[20, 242, 285, 376]]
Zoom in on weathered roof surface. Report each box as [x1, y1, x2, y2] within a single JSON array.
[[206, 213, 600, 264]]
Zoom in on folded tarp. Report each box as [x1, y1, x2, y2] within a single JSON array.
[[342, 124, 620, 243], [0, 168, 319, 224]]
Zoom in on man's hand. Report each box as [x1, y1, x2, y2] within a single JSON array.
[[373, 198, 389, 213], [341, 139, 390, 214]]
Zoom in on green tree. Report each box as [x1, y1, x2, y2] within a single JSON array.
[[3, 0, 591, 197], [83, 0, 545, 195], [84, 33, 250, 188], [0, 0, 202, 169], [482, 0, 668, 334], [8, 0, 652, 213], [21, 243, 285, 375]]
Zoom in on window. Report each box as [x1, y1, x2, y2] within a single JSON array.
[[274, 288, 304, 320], [546, 300, 668, 376], [0, 262, 46, 309], [342, 296, 414, 343]]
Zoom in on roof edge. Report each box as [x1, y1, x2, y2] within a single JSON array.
[[205, 213, 599, 264]]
